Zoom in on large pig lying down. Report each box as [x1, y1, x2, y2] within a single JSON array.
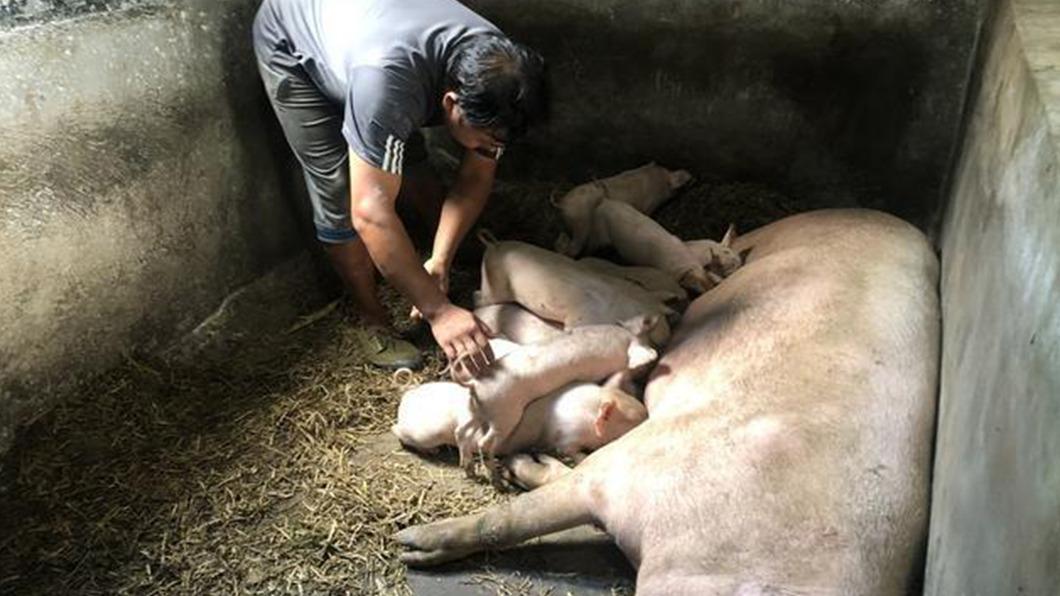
[[395, 209, 940, 594]]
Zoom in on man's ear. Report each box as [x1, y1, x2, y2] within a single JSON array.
[[442, 91, 459, 115], [594, 399, 616, 437]]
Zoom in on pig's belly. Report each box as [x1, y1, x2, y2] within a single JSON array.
[[595, 211, 938, 593], [598, 410, 855, 593], [601, 385, 927, 593]]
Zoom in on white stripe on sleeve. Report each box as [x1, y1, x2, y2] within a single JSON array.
[[392, 139, 405, 175], [382, 135, 394, 173]]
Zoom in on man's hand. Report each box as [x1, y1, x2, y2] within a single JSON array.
[[410, 257, 450, 321], [428, 304, 494, 378]]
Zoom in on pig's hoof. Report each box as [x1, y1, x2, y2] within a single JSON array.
[[394, 521, 475, 566], [669, 169, 693, 189], [502, 453, 571, 490], [485, 458, 508, 490], [500, 454, 537, 490]]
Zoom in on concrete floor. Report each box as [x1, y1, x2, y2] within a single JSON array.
[[351, 417, 637, 593]]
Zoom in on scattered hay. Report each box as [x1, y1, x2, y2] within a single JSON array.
[[0, 180, 800, 594], [0, 281, 505, 594]]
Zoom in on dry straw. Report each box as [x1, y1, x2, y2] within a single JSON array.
[[0, 279, 506, 594], [0, 179, 788, 593]]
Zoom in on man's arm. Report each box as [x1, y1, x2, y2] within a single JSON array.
[[430, 149, 498, 269], [348, 150, 493, 374]]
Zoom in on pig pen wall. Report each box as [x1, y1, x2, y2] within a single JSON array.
[[466, 0, 983, 231], [926, 0, 1060, 592], [0, 0, 991, 469], [0, 0, 320, 456]]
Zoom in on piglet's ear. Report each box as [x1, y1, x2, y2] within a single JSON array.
[[594, 399, 616, 438]]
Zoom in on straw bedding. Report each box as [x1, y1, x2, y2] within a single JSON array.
[[0, 178, 801, 594]]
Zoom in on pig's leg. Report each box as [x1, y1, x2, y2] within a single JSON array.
[[564, 222, 591, 256], [395, 471, 593, 566], [603, 370, 642, 398], [668, 169, 692, 190], [479, 427, 501, 456], [678, 267, 715, 294], [473, 285, 502, 308], [486, 455, 507, 489], [554, 232, 575, 256], [502, 453, 573, 490], [454, 417, 482, 474], [474, 260, 509, 308]]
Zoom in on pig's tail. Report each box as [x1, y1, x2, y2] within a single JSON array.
[[391, 367, 417, 390], [476, 229, 500, 246]]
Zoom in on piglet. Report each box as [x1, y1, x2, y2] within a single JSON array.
[[391, 381, 647, 461], [476, 235, 673, 345], [392, 382, 473, 453], [577, 257, 687, 304], [392, 336, 521, 449], [473, 304, 564, 345], [552, 163, 691, 256], [684, 224, 742, 279], [499, 382, 647, 458], [579, 198, 715, 293], [592, 162, 693, 215], [455, 317, 658, 470]]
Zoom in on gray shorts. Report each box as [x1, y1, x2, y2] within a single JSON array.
[[253, 32, 428, 243]]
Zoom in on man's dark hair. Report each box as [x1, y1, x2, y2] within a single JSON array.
[[446, 34, 547, 142]]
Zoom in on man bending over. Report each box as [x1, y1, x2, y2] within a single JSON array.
[[254, 0, 547, 373]]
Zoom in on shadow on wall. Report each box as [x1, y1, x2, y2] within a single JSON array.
[[217, 0, 340, 294], [770, 24, 927, 211], [474, 0, 967, 231]]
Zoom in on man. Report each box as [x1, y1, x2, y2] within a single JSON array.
[[253, 0, 546, 374]]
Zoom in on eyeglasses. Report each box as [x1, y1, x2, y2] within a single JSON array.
[[474, 144, 505, 161]]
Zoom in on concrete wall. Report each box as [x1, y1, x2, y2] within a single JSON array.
[[467, 0, 983, 229], [0, 0, 164, 26], [926, 0, 1060, 592], [0, 0, 311, 454]]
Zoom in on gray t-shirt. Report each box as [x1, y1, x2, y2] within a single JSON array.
[[254, 0, 499, 175]]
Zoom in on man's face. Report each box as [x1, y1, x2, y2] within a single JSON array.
[[443, 93, 506, 160]]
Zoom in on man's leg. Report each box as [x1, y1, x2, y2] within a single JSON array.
[[322, 238, 388, 327], [333, 156, 445, 327], [255, 44, 421, 368]]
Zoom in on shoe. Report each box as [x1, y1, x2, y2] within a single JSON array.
[[354, 326, 424, 370]]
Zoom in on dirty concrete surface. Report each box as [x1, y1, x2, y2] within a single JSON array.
[[0, 0, 312, 456], [0, 268, 636, 594]]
